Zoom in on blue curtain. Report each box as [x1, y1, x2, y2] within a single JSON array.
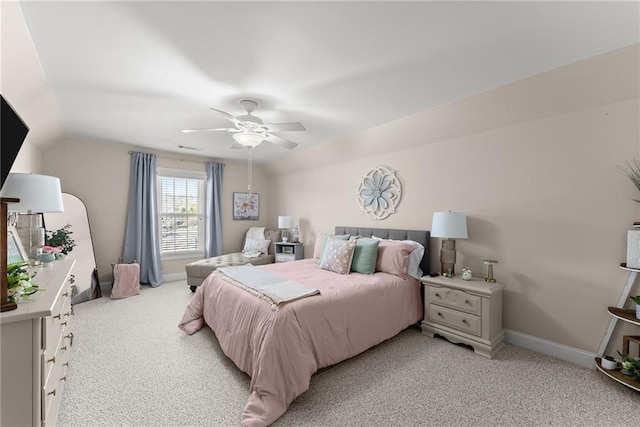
[[205, 162, 225, 258], [123, 152, 163, 287]]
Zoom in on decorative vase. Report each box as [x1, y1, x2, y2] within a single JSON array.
[[38, 253, 55, 264]]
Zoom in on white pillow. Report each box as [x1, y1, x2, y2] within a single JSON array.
[[372, 236, 424, 279], [243, 238, 271, 255], [404, 241, 425, 279]]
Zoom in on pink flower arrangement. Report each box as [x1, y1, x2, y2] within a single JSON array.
[[42, 246, 63, 255]]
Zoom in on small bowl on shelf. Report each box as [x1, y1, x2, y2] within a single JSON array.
[[601, 357, 618, 370]]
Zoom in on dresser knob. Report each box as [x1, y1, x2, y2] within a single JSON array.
[[462, 319, 468, 324], [435, 293, 441, 298], [61, 346, 67, 352], [63, 362, 69, 367], [47, 389, 56, 396], [53, 313, 61, 319], [437, 312, 443, 317], [47, 356, 56, 364], [62, 292, 69, 297], [64, 312, 71, 317], [465, 300, 470, 305], [60, 376, 67, 381]]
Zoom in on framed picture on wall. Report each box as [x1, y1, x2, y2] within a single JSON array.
[[7, 226, 28, 264], [233, 192, 259, 220]]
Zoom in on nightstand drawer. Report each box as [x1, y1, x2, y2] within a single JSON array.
[[427, 304, 481, 336], [428, 285, 481, 316], [275, 253, 296, 263]]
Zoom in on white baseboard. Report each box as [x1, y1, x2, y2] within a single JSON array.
[[505, 329, 597, 370]]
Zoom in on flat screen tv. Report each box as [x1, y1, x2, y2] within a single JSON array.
[[1, 95, 29, 189]]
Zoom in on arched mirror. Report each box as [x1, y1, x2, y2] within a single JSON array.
[[43, 193, 99, 303]]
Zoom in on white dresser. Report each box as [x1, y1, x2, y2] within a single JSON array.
[[420, 274, 504, 359], [1, 259, 75, 426]]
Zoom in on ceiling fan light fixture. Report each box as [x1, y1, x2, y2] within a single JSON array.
[[233, 131, 265, 148]]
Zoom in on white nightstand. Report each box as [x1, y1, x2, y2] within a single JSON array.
[[420, 275, 504, 359], [274, 242, 304, 263]]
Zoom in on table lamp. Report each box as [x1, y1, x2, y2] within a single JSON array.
[[431, 211, 468, 277], [278, 216, 292, 242], [0, 173, 64, 262]]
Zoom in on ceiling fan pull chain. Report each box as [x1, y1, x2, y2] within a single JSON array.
[[247, 147, 253, 194]]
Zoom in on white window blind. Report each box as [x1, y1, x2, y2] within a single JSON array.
[[157, 169, 205, 256]]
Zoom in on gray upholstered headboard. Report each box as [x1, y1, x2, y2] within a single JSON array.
[[334, 226, 430, 276]]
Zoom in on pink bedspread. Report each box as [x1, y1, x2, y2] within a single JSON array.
[[179, 259, 422, 426]]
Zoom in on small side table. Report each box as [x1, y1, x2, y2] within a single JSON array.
[[420, 275, 504, 358], [274, 242, 304, 263]]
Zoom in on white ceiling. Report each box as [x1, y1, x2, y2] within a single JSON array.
[[18, 1, 640, 163]]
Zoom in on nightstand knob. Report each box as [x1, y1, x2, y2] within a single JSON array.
[[462, 319, 468, 324], [437, 312, 443, 317], [435, 293, 441, 298], [465, 300, 470, 305]]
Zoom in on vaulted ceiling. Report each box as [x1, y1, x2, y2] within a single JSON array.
[[16, 1, 640, 163]]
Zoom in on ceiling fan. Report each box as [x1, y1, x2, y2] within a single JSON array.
[[181, 99, 305, 149]]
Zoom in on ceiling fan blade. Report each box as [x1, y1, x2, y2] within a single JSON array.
[[209, 108, 243, 127], [262, 122, 306, 132], [264, 133, 298, 149], [181, 127, 238, 133]]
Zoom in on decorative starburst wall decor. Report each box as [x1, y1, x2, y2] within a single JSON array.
[[356, 166, 402, 220]]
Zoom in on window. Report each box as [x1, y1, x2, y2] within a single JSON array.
[[157, 168, 205, 258]]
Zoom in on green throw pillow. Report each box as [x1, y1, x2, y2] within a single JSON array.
[[350, 238, 379, 274]]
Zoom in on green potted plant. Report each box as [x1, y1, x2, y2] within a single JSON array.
[[620, 159, 640, 203], [631, 295, 640, 320], [45, 224, 76, 257], [6, 261, 39, 304], [601, 355, 618, 370]]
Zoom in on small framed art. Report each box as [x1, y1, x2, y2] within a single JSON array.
[[233, 192, 259, 220], [7, 226, 28, 264]]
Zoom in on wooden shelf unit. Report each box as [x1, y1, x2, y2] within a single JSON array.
[[594, 266, 640, 392]]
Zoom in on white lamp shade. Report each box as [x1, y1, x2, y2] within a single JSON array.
[[0, 173, 64, 213], [278, 216, 292, 228], [233, 131, 264, 148], [431, 211, 468, 239]]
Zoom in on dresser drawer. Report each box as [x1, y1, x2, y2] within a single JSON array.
[[427, 285, 481, 316], [42, 351, 69, 426], [427, 304, 481, 336], [43, 292, 71, 358]]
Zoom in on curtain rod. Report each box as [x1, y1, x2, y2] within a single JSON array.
[[128, 151, 225, 165]]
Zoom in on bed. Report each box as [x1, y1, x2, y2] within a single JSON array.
[[179, 226, 430, 426]]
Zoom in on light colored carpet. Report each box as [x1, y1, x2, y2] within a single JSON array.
[[57, 280, 638, 427]]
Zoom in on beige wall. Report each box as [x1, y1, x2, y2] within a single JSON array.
[[40, 138, 271, 283], [265, 44, 640, 354]]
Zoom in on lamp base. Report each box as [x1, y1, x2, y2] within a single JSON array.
[[16, 213, 45, 261], [440, 239, 457, 277]]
